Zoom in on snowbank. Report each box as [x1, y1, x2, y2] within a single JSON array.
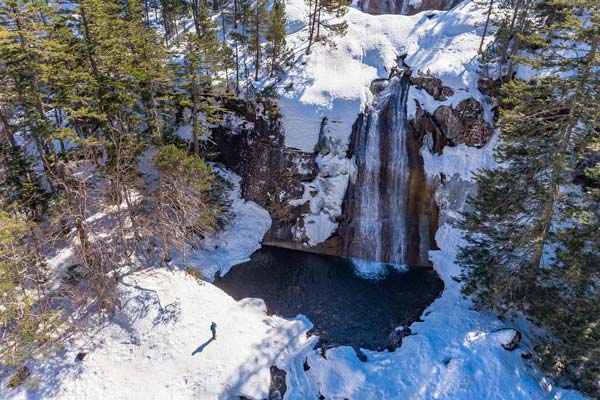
[[183, 168, 272, 280]]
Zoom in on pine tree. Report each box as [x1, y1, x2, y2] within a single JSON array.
[[305, 0, 348, 55], [266, 0, 287, 77], [250, 0, 268, 80], [0, 210, 62, 367], [460, 1, 600, 395], [178, 11, 227, 154]]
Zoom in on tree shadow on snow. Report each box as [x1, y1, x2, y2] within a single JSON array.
[[192, 338, 214, 355]]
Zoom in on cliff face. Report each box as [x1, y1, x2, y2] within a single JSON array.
[[210, 75, 491, 267], [212, 99, 318, 246], [357, 0, 459, 15]]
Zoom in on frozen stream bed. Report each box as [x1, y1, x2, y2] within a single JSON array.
[[214, 246, 444, 351]]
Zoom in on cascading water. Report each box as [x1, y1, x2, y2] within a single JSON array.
[[349, 72, 411, 268]]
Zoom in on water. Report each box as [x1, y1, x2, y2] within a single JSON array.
[[350, 75, 411, 265], [214, 246, 443, 351]]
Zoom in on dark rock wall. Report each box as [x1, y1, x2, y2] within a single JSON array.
[[212, 99, 317, 245], [358, 0, 459, 15]]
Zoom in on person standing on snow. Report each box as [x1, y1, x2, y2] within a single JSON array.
[[210, 321, 217, 340]]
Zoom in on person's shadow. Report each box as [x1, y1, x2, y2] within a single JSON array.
[[191, 338, 214, 355]]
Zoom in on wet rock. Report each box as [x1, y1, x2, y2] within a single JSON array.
[[303, 357, 311, 371], [521, 352, 533, 359], [432, 98, 493, 147], [370, 78, 390, 95], [501, 329, 522, 351], [6, 367, 30, 389], [358, 0, 458, 15], [268, 366, 287, 400], [410, 75, 454, 101]]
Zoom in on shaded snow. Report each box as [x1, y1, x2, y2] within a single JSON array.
[[183, 169, 271, 280]]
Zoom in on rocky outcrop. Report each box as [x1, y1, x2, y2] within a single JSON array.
[[432, 98, 493, 147], [411, 97, 493, 150], [211, 99, 317, 245], [411, 75, 454, 101], [268, 366, 287, 400], [358, 0, 459, 15]]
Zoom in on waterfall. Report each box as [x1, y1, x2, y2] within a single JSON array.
[[399, 0, 409, 14], [350, 73, 411, 267]]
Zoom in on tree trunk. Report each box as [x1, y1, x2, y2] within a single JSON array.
[[479, 0, 494, 54], [158, 173, 171, 265], [254, 2, 260, 81]]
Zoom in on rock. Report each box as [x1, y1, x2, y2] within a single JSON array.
[[358, 0, 458, 15], [212, 97, 318, 247], [354, 348, 368, 362], [431, 98, 493, 147], [501, 329, 522, 351], [268, 366, 287, 400], [303, 357, 310, 371], [76, 352, 87, 362], [370, 78, 390, 95], [521, 352, 533, 359], [7, 366, 30, 389], [477, 77, 503, 98], [410, 103, 445, 154], [410, 75, 454, 101]]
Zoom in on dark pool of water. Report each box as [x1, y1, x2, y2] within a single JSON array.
[[214, 246, 444, 351]]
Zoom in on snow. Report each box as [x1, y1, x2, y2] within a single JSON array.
[[2, 267, 313, 400], [280, 0, 489, 153], [2, 142, 587, 400], [183, 169, 272, 280], [421, 133, 500, 181]]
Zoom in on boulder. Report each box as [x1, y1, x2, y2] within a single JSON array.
[[501, 329, 522, 351], [411, 75, 454, 101], [432, 98, 493, 147]]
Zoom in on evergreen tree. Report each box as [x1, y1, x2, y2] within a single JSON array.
[[305, 0, 348, 55], [0, 210, 62, 367], [250, 0, 268, 80], [460, 1, 600, 395], [266, 0, 287, 77]]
